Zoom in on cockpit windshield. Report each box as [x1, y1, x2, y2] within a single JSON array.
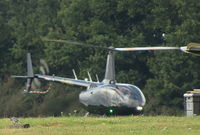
[[117, 84, 146, 106]]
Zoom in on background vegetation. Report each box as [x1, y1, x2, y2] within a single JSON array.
[[0, 0, 200, 117]]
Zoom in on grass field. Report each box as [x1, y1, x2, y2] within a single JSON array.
[[0, 116, 200, 135]]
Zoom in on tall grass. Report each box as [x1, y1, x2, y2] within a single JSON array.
[[0, 116, 200, 135]]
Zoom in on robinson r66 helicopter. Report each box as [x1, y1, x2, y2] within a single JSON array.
[[13, 40, 200, 115]]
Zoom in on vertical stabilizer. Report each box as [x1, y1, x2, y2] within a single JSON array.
[[27, 53, 34, 77], [102, 51, 116, 84], [25, 53, 34, 92]]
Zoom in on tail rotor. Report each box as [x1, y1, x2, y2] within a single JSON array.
[[31, 59, 49, 89], [12, 53, 51, 94]]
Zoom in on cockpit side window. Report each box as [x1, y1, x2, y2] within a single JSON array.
[[117, 86, 132, 95]]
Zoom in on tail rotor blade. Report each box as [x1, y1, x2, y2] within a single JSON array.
[[32, 78, 41, 89], [31, 82, 37, 90], [40, 66, 46, 75], [40, 59, 49, 74]]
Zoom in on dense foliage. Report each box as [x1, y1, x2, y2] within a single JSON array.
[[0, 0, 199, 117]]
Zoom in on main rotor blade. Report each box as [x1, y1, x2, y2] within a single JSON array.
[[44, 39, 200, 55], [113, 47, 180, 52], [44, 39, 107, 49]]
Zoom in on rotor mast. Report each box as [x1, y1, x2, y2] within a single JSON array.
[[102, 50, 116, 84]]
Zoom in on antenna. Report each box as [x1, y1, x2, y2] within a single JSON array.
[[72, 69, 78, 80], [87, 72, 92, 82]]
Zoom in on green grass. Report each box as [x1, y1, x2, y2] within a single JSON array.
[[0, 116, 200, 135]]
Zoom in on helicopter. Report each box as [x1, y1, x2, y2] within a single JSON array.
[[12, 41, 200, 115]]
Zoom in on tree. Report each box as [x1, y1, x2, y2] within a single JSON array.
[[0, 0, 13, 79], [144, 0, 200, 115]]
